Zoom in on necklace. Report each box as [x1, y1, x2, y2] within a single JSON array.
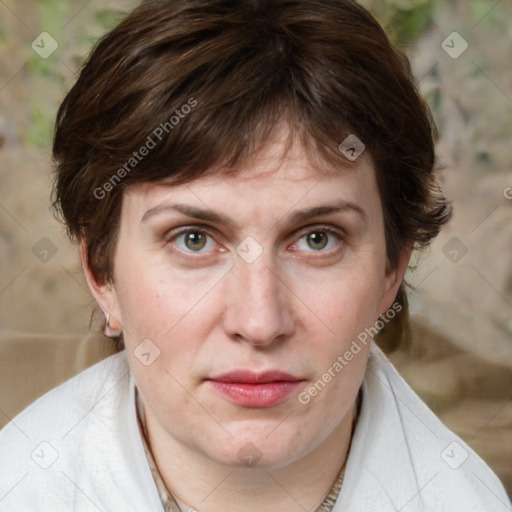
[[135, 389, 362, 512]]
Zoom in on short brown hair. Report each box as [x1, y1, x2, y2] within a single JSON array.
[[52, 0, 451, 350]]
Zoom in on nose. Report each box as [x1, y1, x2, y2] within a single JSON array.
[[222, 257, 295, 347]]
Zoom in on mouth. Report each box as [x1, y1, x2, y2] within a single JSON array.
[[206, 370, 305, 408]]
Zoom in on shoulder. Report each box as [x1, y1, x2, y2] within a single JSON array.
[[0, 351, 130, 442], [0, 352, 162, 511], [336, 343, 511, 511]]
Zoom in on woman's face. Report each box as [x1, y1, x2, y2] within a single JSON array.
[[88, 130, 407, 469]]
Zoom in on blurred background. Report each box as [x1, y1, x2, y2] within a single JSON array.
[[0, 0, 511, 497]]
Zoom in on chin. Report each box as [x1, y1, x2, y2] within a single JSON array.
[[204, 428, 306, 470]]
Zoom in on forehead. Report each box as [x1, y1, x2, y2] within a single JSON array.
[[124, 126, 377, 211]]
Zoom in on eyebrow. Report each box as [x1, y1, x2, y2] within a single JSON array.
[[141, 200, 367, 229], [141, 203, 238, 229], [286, 201, 367, 227]]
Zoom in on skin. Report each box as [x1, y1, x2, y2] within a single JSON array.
[[82, 127, 410, 512]]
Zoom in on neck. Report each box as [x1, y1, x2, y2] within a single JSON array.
[[144, 401, 358, 512]]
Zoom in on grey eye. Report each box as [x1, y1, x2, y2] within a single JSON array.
[[306, 232, 329, 250], [184, 232, 208, 251]]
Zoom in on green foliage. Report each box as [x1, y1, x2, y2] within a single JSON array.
[[388, 6, 435, 47], [27, 0, 68, 79], [94, 9, 126, 31], [470, 0, 509, 30], [26, 106, 54, 147], [360, 0, 435, 47]]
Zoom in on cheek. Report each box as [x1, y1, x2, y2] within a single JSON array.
[[114, 263, 234, 417], [290, 258, 384, 344], [292, 266, 377, 424], [117, 271, 220, 421], [114, 257, 230, 345]]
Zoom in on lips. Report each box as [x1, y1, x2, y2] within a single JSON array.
[[207, 370, 304, 408], [210, 370, 301, 384]]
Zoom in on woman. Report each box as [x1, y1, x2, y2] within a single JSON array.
[[0, 0, 509, 510]]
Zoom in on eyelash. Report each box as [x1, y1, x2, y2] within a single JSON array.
[[163, 224, 344, 258]]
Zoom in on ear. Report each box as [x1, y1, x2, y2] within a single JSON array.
[[378, 245, 413, 316], [79, 241, 123, 332]]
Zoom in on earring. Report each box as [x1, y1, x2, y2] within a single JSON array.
[[104, 312, 122, 337]]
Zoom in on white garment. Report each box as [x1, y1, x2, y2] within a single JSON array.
[[0, 344, 509, 512]]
